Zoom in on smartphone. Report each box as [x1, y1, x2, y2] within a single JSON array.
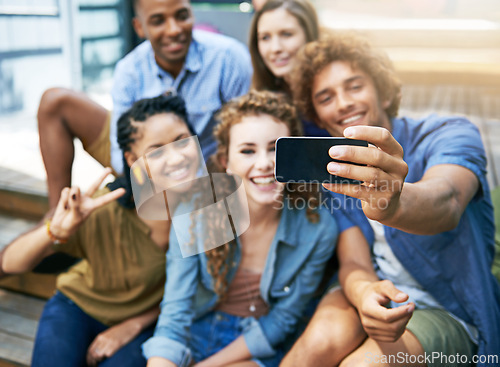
[[275, 137, 369, 184]]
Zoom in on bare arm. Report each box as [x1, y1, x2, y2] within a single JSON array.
[[324, 126, 478, 235], [1, 223, 56, 274], [337, 226, 414, 342], [87, 305, 161, 366], [337, 227, 378, 307], [385, 164, 478, 233]]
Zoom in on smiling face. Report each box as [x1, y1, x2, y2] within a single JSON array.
[[225, 114, 290, 210], [257, 7, 307, 81], [133, 0, 194, 76], [312, 60, 391, 137], [125, 112, 200, 194]]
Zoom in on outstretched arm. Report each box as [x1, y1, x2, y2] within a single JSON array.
[[324, 126, 478, 234], [1, 168, 124, 274]]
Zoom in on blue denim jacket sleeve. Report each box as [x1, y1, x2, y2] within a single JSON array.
[[142, 229, 199, 366], [243, 210, 337, 357]]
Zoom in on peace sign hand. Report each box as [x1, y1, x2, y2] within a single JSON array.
[[49, 168, 126, 241]]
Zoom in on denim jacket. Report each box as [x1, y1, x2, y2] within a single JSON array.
[[142, 204, 338, 365]]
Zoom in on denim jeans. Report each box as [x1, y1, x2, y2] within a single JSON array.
[[189, 310, 284, 367], [32, 291, 154, 367]]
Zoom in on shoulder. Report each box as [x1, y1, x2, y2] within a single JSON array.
[[115, 41, 152, 70], [393, 114, 485, 158], [394, 114, 488, 185], [394, 114, 480, 143]]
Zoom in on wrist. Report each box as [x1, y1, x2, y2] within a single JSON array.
[[350, 280, 372, 308], [122, 318, 143, 336], [45, 220, 68, 244]]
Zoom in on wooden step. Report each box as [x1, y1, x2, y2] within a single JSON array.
[[0, 289, 45, 367], [0, 213, 57, 299], [0, 167, 48, 220]]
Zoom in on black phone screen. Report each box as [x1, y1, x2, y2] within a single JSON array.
[[275, 137, 368, 184]]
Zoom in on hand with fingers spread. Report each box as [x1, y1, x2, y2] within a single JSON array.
[[49, 168, 125, 241], [323, 126, 408, 223], [357, 279, 414, 343]]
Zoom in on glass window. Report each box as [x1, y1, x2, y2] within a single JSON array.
[[79, 10, 120, 37]]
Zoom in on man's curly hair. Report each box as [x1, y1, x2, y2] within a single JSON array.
[[290, 30, 402, 124]]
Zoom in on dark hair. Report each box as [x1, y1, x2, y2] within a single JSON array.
[[249, 0, 319, 92], [108, 94, 194, 208]]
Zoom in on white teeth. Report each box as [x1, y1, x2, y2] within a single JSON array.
[[342, 114, 363, 124], [167, 167, 188, 177], [252, 176, 275, 185], [273, 57, 288, 65]]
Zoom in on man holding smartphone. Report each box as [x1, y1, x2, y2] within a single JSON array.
[[280, 31, 500, 367]]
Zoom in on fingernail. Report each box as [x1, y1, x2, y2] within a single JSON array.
[[344, 127, 354, 138], [327, 162, 340, 173], [329, 147, 343, 158], [72, 194, 76, 200]]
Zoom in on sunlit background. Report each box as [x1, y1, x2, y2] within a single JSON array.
[[0, 0, 499, 187], [1, 0, 499, 114]]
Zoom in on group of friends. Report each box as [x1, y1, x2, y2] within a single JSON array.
[[1, 0, 499, 366]]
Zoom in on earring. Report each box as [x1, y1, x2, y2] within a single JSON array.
[[132, 165, 145, 185], [226, 168, 233, 175]]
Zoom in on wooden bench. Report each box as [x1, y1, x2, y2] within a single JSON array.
[[0, 289, 45, 367], [0, 210, 55, 366]]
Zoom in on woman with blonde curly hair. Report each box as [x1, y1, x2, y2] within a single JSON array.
[[143, 90, 338, 367]]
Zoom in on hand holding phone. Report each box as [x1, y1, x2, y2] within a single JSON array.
[[275, 137, 369, 184]]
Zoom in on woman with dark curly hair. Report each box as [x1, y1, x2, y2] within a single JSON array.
[[143, 90, 338, 367]]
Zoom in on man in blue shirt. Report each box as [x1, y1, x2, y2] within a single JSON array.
[[38, 0, 251, 208], [281, 32, 500, 367]]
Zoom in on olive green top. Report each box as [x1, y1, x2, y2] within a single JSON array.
[[54, 188, 166, 326]]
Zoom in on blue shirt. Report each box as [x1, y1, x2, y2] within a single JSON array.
[[142, 204, 338, 365], [302, 119, 330, 137], [109, 30, 252, 173], [330, 115, 500, 365]]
